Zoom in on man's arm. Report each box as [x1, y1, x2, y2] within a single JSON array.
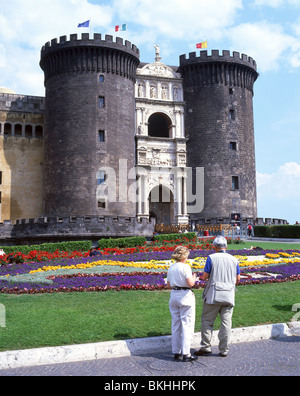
[[202, 256, 212, 281], [202, 272, 210, 281]]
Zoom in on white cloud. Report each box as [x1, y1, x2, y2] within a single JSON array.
[[0, 0, 114, 95], [258, 162, 300, 197], [114, 0, 243, 40], [0, 0, 245, 94], [227, 22, 295, 72], [257, 162, 300, 223], [254, 0, 300, 7], [110, 0, 244, 65], [2, 0, 300, 94]]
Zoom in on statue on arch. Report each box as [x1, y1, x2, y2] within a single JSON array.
[[154, 44, 161, 62]]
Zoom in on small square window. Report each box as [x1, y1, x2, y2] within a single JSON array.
[[98, 199, 106, 209], [232, 176, 239, 190], [98, 130, 105, 142]]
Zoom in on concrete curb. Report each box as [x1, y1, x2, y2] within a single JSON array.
[[0, 322, 299, 370]]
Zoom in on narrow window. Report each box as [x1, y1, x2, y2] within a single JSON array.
[[15, 124, 22, 137], [232, 176, 239, 190], [98, 130, 105, 142], [229, 88, 234, 95], [97, 171, 106, 185], [0, 171, 2, 184], [229, 109, 235, 120], [4, 123, 11, 136], [98, 96, 105, 108], [35, 126, 43, 138], [229, 142, 237, 151], [99, 75, 104, 83], [25, 125, 33, 138]]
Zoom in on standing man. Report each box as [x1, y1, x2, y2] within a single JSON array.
[[195, 236, 240, 357]]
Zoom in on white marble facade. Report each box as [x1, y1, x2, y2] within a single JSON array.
[[135, 47, 189, 225]]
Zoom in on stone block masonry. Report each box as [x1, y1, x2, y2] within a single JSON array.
[[40, 34, 140, 218], [179, 50, 258, 222], [0, 216, 155, 245]]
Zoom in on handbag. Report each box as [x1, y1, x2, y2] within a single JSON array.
[[213, 282, 235, 306]]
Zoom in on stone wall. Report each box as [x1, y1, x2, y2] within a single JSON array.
[[0, 216, 155, 245]]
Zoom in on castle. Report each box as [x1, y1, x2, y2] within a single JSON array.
[[0, 33, 285, 243]]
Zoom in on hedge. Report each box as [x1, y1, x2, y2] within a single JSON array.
[[0, 240, 93, 255], [153, 232, 197, 243], [97, 236, 147, 250], [254, 225, 300, 239]]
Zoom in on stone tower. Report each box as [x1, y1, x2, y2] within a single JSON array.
[[179, 50, 259, 222], [40, 33, 140, 217]]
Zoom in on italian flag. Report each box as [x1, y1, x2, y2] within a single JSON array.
[[115, 24, 127, 32]]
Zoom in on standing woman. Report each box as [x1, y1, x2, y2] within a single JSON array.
[[167, 246, 197, 362]]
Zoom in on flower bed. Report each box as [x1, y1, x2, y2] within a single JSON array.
[[243, 262, 300, 283], [1, 259, 300, 294], [1, 247, 300, 295], [0, 272, 168, 294]]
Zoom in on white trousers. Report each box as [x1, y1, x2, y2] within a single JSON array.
[[169, 290, 195, 355]]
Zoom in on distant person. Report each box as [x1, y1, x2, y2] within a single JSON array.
[[89, 248, 102, 257], [167, 246, 197, 362], [194, 236, 240, 358], [247, 224, 253, 237]]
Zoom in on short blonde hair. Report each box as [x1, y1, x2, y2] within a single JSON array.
[[172, 246, 190, 261]]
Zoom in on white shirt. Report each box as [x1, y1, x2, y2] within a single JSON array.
[[167, 262, 193, 288]]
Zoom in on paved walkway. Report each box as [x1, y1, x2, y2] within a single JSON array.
[[0, 336, 299, 377]]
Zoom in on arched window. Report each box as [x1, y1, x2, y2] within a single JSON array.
[[35, 125, 43, 138], [148, 113, 172, 138], [25, 125, 33, 138], [15, 124, 22, 136], [4, 123, 12, 136]]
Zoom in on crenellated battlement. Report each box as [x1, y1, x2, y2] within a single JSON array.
[[180, 50, 257, 70], [40, 33, 140, 82], [41, 33, 139, 58], [0, 216, 155, 244], [179, 50, 258, 92]]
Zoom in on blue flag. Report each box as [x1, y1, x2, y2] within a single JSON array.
[[78, 20, 90, 28]]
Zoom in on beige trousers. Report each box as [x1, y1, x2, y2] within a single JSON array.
[[200, 302, 234, 355]]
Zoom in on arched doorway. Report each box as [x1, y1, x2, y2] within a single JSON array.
[[148, 113, 172, 138], [149, 185, 174, 224]]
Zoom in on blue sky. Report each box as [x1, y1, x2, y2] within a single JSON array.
[[0, 0, 299, 224]]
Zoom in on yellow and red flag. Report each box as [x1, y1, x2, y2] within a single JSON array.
[[196, 41, 208, 49]]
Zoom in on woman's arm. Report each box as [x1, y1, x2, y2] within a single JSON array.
[[186, 273, 197, 287]]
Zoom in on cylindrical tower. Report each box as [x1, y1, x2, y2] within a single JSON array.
[[40, 33, 140, 217], [179, 50, 259, 222]]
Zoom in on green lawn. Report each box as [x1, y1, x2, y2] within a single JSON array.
[[227, 241, 300, 251], [0, 281, 299, 352]]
